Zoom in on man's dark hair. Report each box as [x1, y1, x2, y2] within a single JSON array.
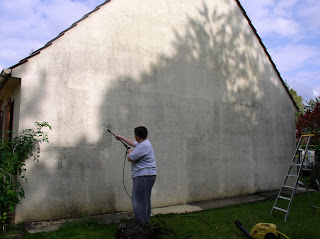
[[134, 126, 148, 139]]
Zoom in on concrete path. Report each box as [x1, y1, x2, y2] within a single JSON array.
[[24, 193, 268, 233]]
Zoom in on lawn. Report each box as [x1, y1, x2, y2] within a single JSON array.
[[2, 192, 319, 239]]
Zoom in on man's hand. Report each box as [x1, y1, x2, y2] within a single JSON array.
[[115, 135, 135, 147], [115, 135, 122, 141]]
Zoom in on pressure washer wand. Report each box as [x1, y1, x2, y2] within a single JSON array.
[[103, 126, 130, 149]]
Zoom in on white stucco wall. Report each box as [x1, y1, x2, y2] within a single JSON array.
[[11, 0, 296, 222]]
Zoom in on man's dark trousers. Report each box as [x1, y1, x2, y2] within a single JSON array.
[[132, 175, 156, 223]]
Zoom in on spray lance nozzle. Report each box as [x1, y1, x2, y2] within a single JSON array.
[[103, 126, 130, 149]]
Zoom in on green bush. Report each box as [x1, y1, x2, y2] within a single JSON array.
[[0, 122, 51, 231], [299, 145, 320, 150]]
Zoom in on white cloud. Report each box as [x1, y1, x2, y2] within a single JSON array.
[[241, 0, 320, 41], [313, 90, 319, 97], [240, 0, 301, 37], [288, 81, 314, 102], [277, 0, 299, 8], [285, 71, 320, 102], [240, 0, 320, 102], [273, 0, 299, 17], [297, 0, 320, 29], [0, 0, 105, 68], [240, 1, 276, 19], [0, 37, 44, 68], [269, 44, 319, 73], [258, 17, 300, 37], [38, 0, 93, 30]]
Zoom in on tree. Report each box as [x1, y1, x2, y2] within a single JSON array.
[[289, 88, 304, 112], [297, 97, 320, 190], [284, 80, 304, 119], [304, 96, 320, 111], [296, 98, 320, 145]]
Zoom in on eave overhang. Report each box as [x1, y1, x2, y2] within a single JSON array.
[[0, 68, 12, 89]]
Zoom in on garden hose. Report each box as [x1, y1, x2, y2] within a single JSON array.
[[279, 231, 289, 239]]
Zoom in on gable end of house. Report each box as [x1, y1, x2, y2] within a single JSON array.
[[6, 0, 298, 110]]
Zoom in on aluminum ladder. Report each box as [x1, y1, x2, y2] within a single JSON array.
[[270, 134, 316, 221]]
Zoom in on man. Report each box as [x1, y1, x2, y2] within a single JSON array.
[[115, 126, 157, 223]]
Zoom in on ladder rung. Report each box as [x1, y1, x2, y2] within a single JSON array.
[[282, 185, 294, 189], [274, 207, 287, 213], [278, 196, 290, 201], [287, 174, 298, 178]]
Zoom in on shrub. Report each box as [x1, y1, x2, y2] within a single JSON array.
[[0, 122, 51, 231]]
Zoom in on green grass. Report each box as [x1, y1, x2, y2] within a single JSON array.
[[2, 192, 320, 239], [157, 192, 320, 239]]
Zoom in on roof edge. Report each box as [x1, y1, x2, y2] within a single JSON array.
[[9, 0, 111, 70], [234, 0, 299, 110]]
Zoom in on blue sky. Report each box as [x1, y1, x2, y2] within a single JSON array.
[[240, 0, 320, 103], [1, 0, 319, 102]]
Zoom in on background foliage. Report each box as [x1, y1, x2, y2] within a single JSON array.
[[0, 122, 51, 230], [296, 97, 320, 145]]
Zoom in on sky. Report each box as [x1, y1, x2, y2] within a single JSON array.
[[0, 0, 319, 103]]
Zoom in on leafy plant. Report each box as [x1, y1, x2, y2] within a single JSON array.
[[0, 122, 51, 231], [296, 101, 320, 145]]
